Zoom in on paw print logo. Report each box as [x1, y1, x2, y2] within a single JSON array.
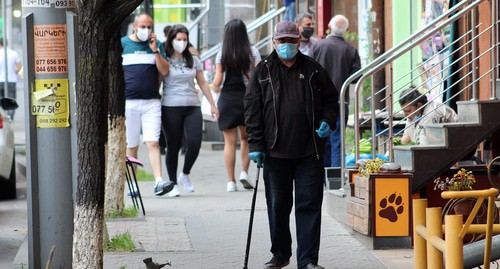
[[378, 193, 404, 222]]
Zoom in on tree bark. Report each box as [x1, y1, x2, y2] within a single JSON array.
[[105, 29, 127, 216], [73, 1, 143, 268]]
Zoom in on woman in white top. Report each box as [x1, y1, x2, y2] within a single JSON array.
[[212, 19, 261, 192], [161, 24, 219, 197]]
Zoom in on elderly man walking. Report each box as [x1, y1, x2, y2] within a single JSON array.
[[312, 15, 361, 168], [245, 21, 338, 269]]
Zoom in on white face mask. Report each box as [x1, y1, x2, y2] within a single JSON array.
[[136, 27, 150, 42], [172, 40, 188, 53]]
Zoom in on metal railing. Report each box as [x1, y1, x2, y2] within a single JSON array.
[[149, 1, 285, 72], [151, 0, 211, 32], [199, 6, 285, 62], [413, 188, 499, 269], [335, 0, 499, 197]]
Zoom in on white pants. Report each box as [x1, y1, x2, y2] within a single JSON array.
[[125, 99, 161, 148]]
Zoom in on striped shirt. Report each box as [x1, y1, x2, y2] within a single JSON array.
[[121, 36, 164, 99]]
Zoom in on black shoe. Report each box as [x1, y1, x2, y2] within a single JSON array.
[[154, 181, 174, 196], [298, 263, 324, 269], [264, 255, 290, 268], [240, 179, 254, 190]]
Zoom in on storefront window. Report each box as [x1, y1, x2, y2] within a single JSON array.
[[297, 0, 315, 17], [420, 0, 451, 102]]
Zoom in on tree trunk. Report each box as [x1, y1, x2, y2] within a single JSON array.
[[73, 1, 142, 267], [105, 29, 127, 216], [73, 7, 109, 266]]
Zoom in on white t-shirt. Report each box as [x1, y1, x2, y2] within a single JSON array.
[[299, 37, 317, 57], [162, 55, 203, 107], [0, 48, 21, 83], [403, 100, 458, 144], [215, 46, 261, 86]]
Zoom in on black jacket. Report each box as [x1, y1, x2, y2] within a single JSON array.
[[244, 51, 339, 158], [312, 35, 361, 102]]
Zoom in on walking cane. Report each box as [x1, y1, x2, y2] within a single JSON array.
[[243, 167, 260, 269]]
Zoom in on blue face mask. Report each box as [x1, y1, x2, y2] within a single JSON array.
[[412, 114, 422, 123], [276, 43, 298, 60]]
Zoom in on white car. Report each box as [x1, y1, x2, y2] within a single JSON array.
[[0, 97, 18, 199]]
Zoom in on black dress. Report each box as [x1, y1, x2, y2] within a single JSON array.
[[217, 73, 247, 130]]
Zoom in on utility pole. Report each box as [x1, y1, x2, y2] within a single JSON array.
[[21, 1, 77, 267]]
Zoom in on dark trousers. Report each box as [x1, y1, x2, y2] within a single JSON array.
[[263, 154, 324, 267], [324, 103, 349, 167], [161, 106, 202, 183]]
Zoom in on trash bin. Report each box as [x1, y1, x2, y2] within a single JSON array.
[[325, 167, 341, 190]]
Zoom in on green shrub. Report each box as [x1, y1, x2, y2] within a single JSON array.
[[107, 206, 138, 219], [135, 168, 154, 181], [104, 231, 135, 252]]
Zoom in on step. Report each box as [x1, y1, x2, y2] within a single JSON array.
[[423, 123, 481, 145], [457, 100, 480, 123], [394, 144, 447, 171]]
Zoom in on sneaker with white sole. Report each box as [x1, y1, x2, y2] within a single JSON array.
[[239, 171, 253, 190], [179, 173, 195, 192], [153, 181, 174, 196], [168, 185, 180, 197], [227, 181, 237, 192]]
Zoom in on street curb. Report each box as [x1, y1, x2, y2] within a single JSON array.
[[12, 236, 28, 269]]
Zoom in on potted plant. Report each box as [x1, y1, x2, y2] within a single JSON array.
[[434, 168, 476, 215], [434, 168, 476, 191], [358, 158, 386, 177]]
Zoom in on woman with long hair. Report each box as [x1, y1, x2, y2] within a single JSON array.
[[162, 24, 219, 197], [212, 19, 261, 192]]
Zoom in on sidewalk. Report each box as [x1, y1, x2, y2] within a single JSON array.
[[9, 83, 414, 268], [101, 145, 414, 269]]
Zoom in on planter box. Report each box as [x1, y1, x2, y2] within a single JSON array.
[[346, 172, 413, 249]]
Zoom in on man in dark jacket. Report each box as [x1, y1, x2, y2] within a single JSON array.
[[244, 21, 338, 269], [312, 14, 361, 168]]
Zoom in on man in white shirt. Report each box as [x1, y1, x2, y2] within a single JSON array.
[[0, 38, 22, 119], [399, 87, 458, 144]]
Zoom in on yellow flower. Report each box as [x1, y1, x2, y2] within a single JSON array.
[[434, 168, 475, 191]]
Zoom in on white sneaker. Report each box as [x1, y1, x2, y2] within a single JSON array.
[[239, 171, 253, 190], [227, 181, 237, 192], [179, 173, 195, 192], [168, 185, 181, 197]]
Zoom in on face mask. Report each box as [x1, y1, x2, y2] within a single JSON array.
[[412, 114, 422, 123], [276, 43, 298, 60], [172, 40, 188, 53], [136, 27, 150, 42], [301, 27, 314, 39]]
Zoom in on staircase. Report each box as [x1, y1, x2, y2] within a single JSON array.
[[338, 0, 500, 194], [394, 100, 500, 192]]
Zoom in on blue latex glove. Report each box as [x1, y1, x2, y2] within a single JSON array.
[[315, 121, 331, 138], [249, 152, 265, 168]]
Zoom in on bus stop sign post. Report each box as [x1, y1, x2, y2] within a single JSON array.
[[22, 1, 77, 267]]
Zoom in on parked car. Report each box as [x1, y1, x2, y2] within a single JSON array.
[[0, 97, 18, 199]]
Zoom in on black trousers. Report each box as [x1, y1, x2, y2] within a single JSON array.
[[263, 154, 324, 267], [161, 106, 202, 183]]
